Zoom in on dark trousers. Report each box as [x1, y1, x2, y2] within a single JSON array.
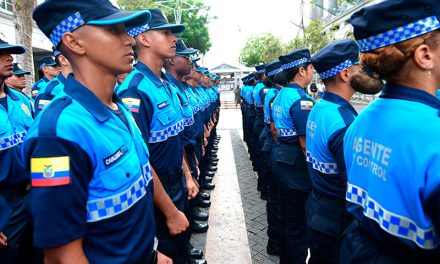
[[0, 190, 42, 264], [155, 173, 190, 264], [263, 151, 279, 249]]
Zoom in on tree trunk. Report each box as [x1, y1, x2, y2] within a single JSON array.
[[13, 0, 36, 96]]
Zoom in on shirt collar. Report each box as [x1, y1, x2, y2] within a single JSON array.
[[380, 83, 440, 111], [4, 84, 20, 100], [135, 61, 165, 88], [64, 75, 116, 122], [58, 72, 68, 85], [165, 73, 185, 91], [322, 91, 357, 114], [42, 76, 49, 83], [284, 83, 303, 89]]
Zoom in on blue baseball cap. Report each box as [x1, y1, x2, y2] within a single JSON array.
[[33, 0, 152, 48], [195, 66, 207, 73], [265, 61, 283, 77], [351, 0, 440, 52], [279, 48, 311, 71], [0, 38, 25, 54], [176, 38, 198, 55], [311, 39, 360, 80], [12, 63, 30, 75], [255, 64, 266, 73], [128, 8, 186, 38], [38, 56, 57, 69], [191, 57, 200, 63]]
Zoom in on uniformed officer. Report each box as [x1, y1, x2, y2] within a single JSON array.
[[118, 8, 199, 263], [0, 38, 38, 264], [271, 48, 314, 264], [261, 60, 285, 256], [244, 74, 257, 167], [340, 0, 440, 263], [31, 56, 59, 98], [306, 39, 360, 264], [240, 76, 249, 142], [34, 49, 72, 115], [252, 64, 269, 198], [5, 63, 30, 94], [25, 2, 168, 263]]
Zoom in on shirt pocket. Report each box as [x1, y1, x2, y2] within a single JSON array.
[[156, 107, 178, 127], [22, 115, 33, 129], [98, 149, 140, 191], [274, 143, 298, 166]]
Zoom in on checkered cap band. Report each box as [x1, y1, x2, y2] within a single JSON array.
[[267, 67, 283, 77], [306, 151, 340, 174], [346, 183, 440, 249], [357, 16, 440, 52], [0, 131, 26, 151], [49, 12, 85, 47], [319, 59, 353, 80], [277, 128, 297, 137], [281, 58, 309, 70], [87, 173, 150, 222], [128, 24, 150, 38]]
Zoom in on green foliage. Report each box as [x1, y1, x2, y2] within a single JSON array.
[[239, 33, 284, 67], [117, 0, 212, 54], [239, 20, 334, 66]]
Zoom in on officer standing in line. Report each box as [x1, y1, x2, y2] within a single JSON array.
[[305, 39, 360, 264], [252, 64, 269, 199], [240, 76, 249, 142], [26, 2, 170, 263], [341, 0, 440, 263], [5, 63, 30, 95], [0, 38, 38, 264], [244, 74, 257, 167], [261, 60, 285, 256], [271, 49, 314, 264], [30, 56, 59, 99], [34, 49, 72, 115], [118, 8, 197, 263]]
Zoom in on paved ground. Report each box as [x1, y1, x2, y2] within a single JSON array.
[[190, 94, 369, 263]]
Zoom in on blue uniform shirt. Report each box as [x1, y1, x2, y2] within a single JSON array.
[[32, 76, 49, 98], [185, 83, 204, 138], [0, 85, 33, 187], [306, 91, 357, 199], [253, 82, 268, 115], [35, 73, 67, 114], [245, 84, 254, 105], [263, 86, 281, 125], [23, 75, 155, 263], [117, 61, 184, 175], [272, 83, 314, 143], [344, 83, 440, 251]]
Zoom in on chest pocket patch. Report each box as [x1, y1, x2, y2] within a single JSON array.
[[99, 147, 139, 191], [156, 107, 178, 126]]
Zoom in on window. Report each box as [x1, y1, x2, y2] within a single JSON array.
[[0, 0, 13, 13]]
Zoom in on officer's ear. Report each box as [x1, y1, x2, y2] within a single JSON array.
[[339, 69, 350, 83], [136, 32, 152, 48], [61, 30, 86, 56]]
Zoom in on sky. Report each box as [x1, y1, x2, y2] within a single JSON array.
[[201, 0, 311, 69]]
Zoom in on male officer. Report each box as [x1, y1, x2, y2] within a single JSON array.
[[271, 49, 314, 264], [118, 8, 198, 263], [26, 2, 171, 263], [5, 63, 30, 94], [0, 38, 36, 264], [34, 50, 73, 115], [306, 39, 360, 263], [31, 56, 58, 98]]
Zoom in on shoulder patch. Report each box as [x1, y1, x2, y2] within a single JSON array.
[[37, 100, 51, 110], [122, 98, 140, 113], [300, 100, 314, 110], [31, 156, 70, 187], [21, 104, 31, 116]]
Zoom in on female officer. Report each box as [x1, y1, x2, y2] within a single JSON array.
[[271, 49, 314, 264], [342, 0, 440, 263]]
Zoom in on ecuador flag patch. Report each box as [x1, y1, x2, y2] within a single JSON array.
[[300, 100, 313, 110], [122, 98, 140, 113], [31, 156, 70, 187]]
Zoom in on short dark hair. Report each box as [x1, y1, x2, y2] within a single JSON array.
[[283, 62, 311, 83]]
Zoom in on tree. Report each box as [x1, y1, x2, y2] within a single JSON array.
[[13, 0, 36, 96], [239, 33, 284, 67], [302, 20, 334, 54], [117, 0, 212, 54]]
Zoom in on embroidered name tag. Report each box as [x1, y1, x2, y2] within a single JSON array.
[[31, 156, 70, 187], [103, 145, 128, 167], [157, 101, 169, 109]]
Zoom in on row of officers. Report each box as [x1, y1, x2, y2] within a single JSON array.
[[0, 1, 222, 264], [241, 0, 440, 263]]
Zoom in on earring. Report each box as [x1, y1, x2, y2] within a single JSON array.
[[428, 71, 432, 78]]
